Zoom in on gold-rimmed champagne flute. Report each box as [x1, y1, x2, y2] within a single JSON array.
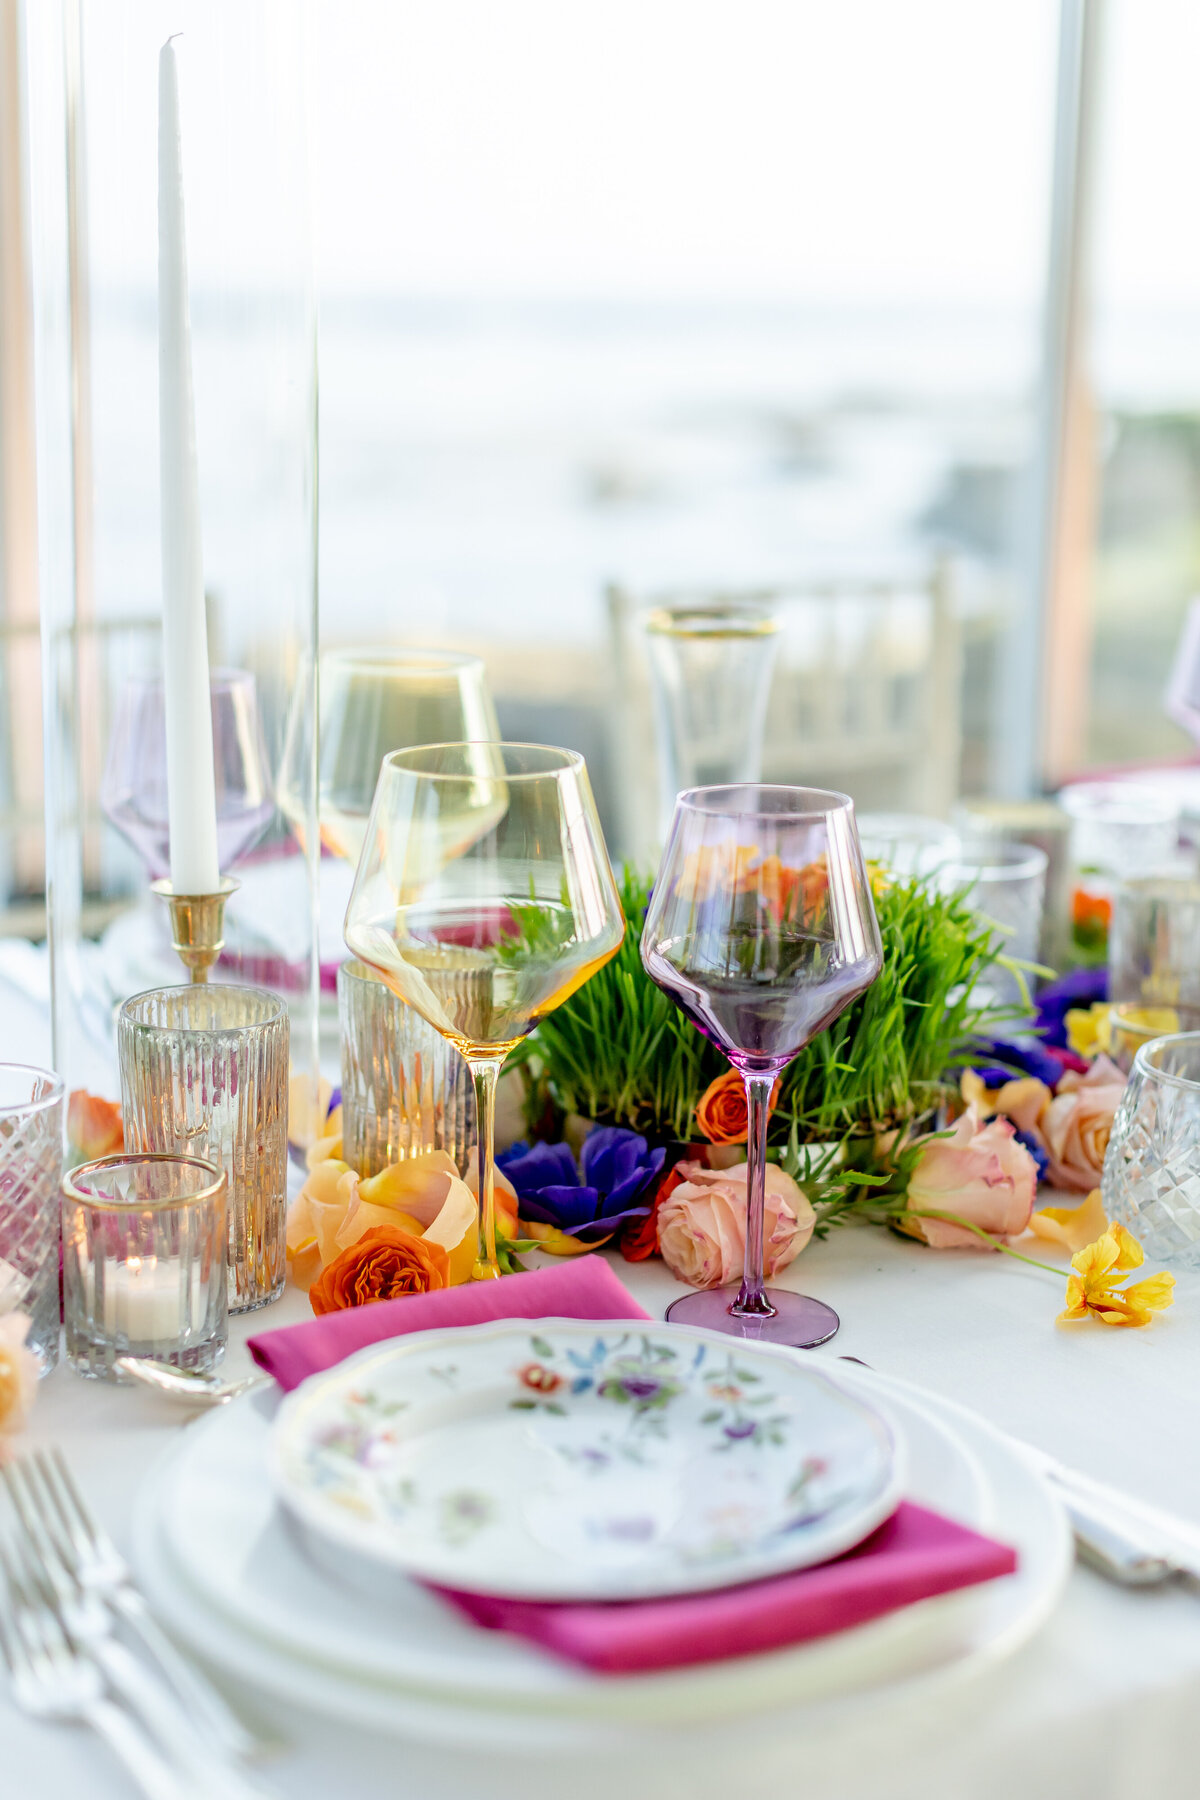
[[344, 743, 625, 1277]]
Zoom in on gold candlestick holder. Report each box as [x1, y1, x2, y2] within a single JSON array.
[[151, 877, 239, 984]]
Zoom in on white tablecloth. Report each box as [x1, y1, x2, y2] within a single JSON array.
[[9, 1221, 1200, 1800]]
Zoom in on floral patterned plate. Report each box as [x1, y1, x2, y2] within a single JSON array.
[[271, 1318, 902, 1600]]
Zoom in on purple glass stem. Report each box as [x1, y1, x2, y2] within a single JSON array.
[[733, 1071, 778, 1319]]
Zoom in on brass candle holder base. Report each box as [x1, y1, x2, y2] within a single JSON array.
[[151, 877, 239, 983]]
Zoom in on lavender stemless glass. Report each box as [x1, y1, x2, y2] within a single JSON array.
[[641, 786, 882, 1346], [101, 669, 275, 877]]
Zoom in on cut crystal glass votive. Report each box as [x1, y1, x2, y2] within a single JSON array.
[[0, 1064, 64, 1375], [1104, 1032, 1200, 1269], [118, 985, 289, 1312], [62, 1153, 228, 1381], [338, 959, 475, 1177]]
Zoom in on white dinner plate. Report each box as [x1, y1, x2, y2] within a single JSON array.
[[270, 1319, 903, 1600], [129, 1349, 1070, 1749]]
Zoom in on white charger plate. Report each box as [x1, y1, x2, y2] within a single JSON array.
[[270, 1320, 903, 1600], [130, 1351, 1068, 1748]]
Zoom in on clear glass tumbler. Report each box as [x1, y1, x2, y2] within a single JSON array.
[[937, 842, 1048, 1009], [1104, 1033, 1200, 1268], [1060, 782, 1183, 960], [1110, 878, 1200, 1016], [338, 960, 475, 1177], [0, 1065, 64, 1375], [118, 985, 289, 1312], [644, 605, 780, 840], [856, 813, 961, 878], [62, 1153, 228, 1381]]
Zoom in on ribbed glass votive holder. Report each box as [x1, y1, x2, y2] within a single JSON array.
[[62, 1153, 228, 1381], [118, 985, 289, 1313], [338, 959, 475, 1176], [0, 1064, 64, 1375]]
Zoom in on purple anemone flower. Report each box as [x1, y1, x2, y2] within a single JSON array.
[[1034, 967, 1108, 1047], [962, 1036, 1064, 1089], [497, 1126, 665, 1243]]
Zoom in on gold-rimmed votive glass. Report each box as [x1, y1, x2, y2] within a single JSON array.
[[117, 985, 289, 1313], [62, 1153, 228, 1382]]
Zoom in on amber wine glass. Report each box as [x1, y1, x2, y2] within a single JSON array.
[[344, 743, 625, 1276]]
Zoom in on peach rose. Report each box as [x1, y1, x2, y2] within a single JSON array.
[[1040, 1054, 1126, 1192], [695, 1071, 783, 1146], [656, 1159, 814, 1288], [67, 1090, 123, 1161], [904, 1106, 1038, 1249], [0, 1313, 39, 1450], [309, 1226, 449, 1315]]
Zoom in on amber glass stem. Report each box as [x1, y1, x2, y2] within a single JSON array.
[[468, 1053, 505, 1279]]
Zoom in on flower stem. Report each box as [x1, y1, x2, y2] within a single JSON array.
[[468, 1054, 505, 1280], [903, 1207, 1065, 1275]]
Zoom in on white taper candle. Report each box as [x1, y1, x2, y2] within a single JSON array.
[[159, 37, 220, 895]]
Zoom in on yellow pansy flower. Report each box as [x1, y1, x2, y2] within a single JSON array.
[[1064, 1001, 1113, 1061], [1059, 1222, 1176, 1327]]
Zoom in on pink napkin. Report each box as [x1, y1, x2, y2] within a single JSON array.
[[247, 1256, 651, 1391], [434, 1502, 1016, 1673], [248, 1255, 1017, 1674]]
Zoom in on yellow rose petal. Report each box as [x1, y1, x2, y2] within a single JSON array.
[[1030, 1189, 1107, 1254]]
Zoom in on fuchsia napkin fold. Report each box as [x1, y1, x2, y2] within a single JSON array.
[[246, 1256, 651, 1391], [248, 1255, 1017, 1675], [434, 1504, 1017, 1674]]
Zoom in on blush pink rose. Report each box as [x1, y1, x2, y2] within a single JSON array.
[[1040, 1054, 1126, 1192], [656, 1159, 814, 1289], [905, 1106, 1038, 1249]]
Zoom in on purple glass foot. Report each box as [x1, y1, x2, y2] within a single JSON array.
[[665, 1284, 840, 1348]]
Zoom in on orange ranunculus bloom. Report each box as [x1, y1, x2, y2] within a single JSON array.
[[695, 1069, 783, 1145], [309, 1226, 449, 1315], [675, 842, 760, 904], [1071, 888, 1112, 930], [67, 1090, 124, 1161], [734, 853, 828, 924]]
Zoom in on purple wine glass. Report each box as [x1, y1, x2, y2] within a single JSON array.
[[641, 785, 882, 1347], [101, 669, 275, 877]]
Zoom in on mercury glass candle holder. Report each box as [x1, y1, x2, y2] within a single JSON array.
[[0, 1065, 64, 1375], [338, 960, 475, 1177], [117, 985, 289, 1312], [62, 1153, 228, 1382]]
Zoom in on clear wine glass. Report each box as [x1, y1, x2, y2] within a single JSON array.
[[101, 669, 274, 877], [641, 785, 882, 1346], [279, 647, 499, 865], [344, 742, 625, 1278]]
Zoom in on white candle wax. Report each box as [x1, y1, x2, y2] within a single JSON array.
[[158, 38, 221, 895], [100, 1255, 198, 1344]]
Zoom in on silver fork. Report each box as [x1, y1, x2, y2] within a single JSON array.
[[23, 1448, 261, 1765], [0, 1533, 189, 1800], [2, 1460, 272, 1796]]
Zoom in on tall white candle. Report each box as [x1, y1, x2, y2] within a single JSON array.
[[158, 37, 220, 895]]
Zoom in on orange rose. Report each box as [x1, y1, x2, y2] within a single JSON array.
[[695, 1070, 782, 1145], [67, 1090, 124, 1161], [309, 1226, 449, 1315]]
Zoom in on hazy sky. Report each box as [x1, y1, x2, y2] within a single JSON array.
[[77, 0, 1200, 312]]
